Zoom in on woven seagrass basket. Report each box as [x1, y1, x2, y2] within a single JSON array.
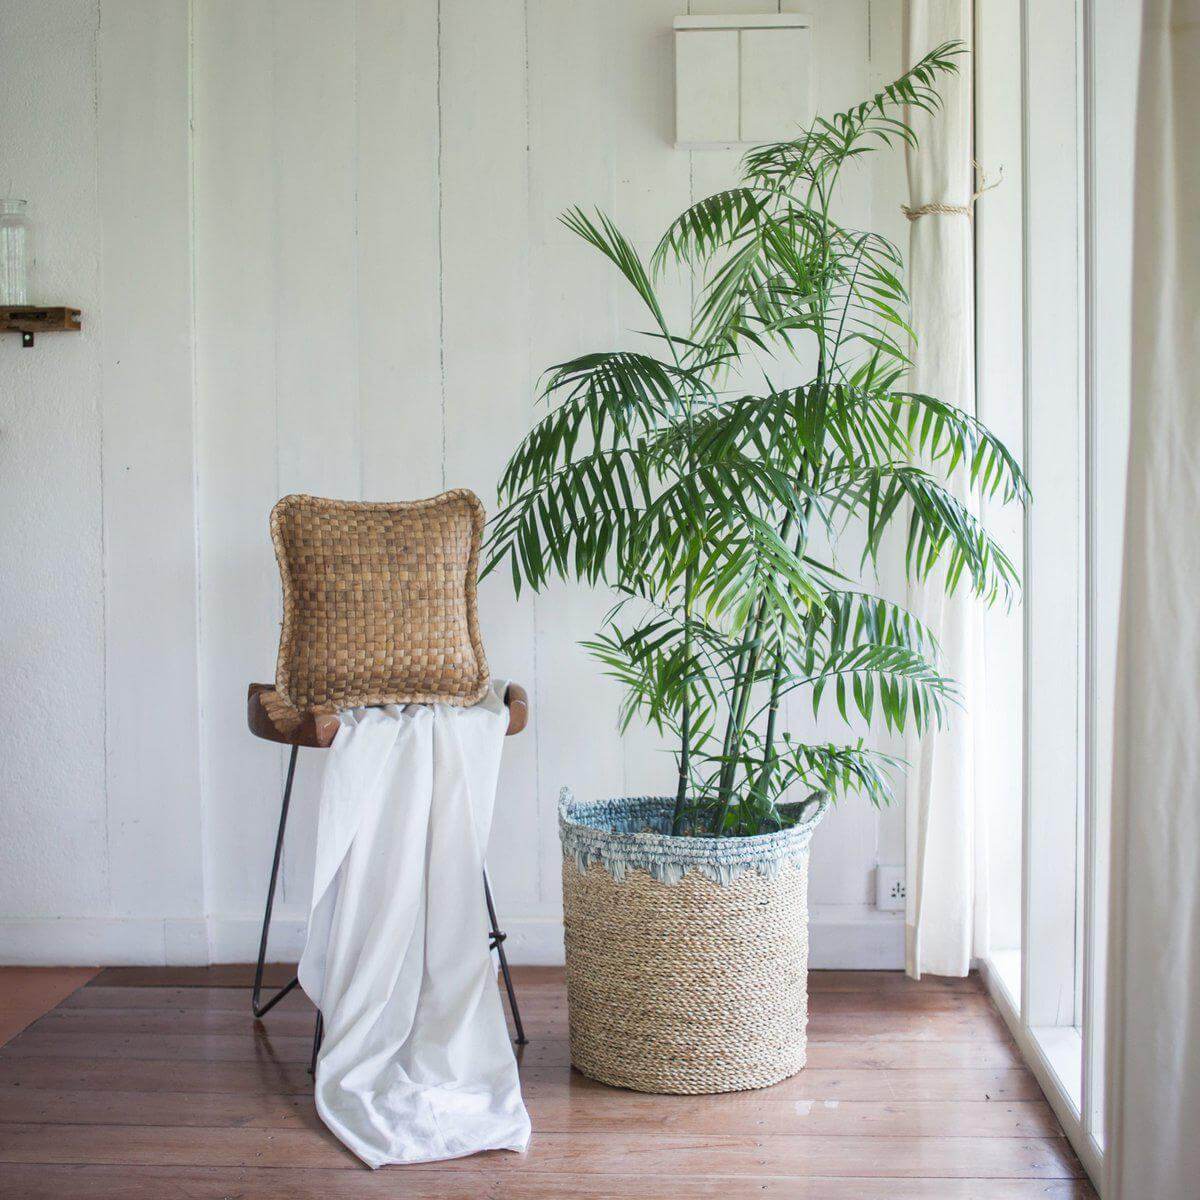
[[559, 789, 828, 1095]]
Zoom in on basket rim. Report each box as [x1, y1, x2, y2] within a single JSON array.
[[558, 789, 829, 885]]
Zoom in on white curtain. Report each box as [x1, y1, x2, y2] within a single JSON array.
[[902, 0, 982, 978], [1104, 1, 1200, 1196]]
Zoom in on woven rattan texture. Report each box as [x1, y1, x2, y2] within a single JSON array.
[[562, 856, 810, 1094], [270, 491, 489, 713]]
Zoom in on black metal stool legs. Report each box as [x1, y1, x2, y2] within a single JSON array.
[[253, 747, 528, 1071], [251, 745, 302, 1019], [485, 870, 528, 1046], [310, 1012, 324, 1075], [251, 745, 319, 1073]]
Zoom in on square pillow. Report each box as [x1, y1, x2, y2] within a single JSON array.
[[270, 490, 490, 714]]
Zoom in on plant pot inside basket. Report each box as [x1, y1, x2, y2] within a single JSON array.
[[559, 789, 828, 1095]]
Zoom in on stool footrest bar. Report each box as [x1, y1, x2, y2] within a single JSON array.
[[252, 976, 300, 1019]]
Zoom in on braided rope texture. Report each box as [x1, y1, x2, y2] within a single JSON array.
[[901, 199, 972, 220], [270, 491, 490, 714], [560, 794, 824, 1094]]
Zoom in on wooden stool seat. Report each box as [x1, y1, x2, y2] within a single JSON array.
[[247, 681, 529, 748]]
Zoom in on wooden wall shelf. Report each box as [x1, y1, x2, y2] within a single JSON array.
[[1, 306, 82, 347]]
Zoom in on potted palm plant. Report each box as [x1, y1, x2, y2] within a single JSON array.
[[485, 44, 1026, 1094]]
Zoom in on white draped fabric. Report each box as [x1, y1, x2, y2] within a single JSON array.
[[902, 0, 982, 978], [298, 683, 531, 1168], [1104, 2, 1200, 1195]]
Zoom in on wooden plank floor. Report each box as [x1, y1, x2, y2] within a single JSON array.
[[0, 965, 1097, 1198], [0, 968, 98, 1047]]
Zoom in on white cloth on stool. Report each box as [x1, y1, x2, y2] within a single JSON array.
[[297, 680, 530, 1168]]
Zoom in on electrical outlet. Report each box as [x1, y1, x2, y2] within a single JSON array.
[[875, 865, 906, 912]]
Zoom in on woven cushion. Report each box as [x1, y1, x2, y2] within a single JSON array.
[[270, 490, 489, 713]]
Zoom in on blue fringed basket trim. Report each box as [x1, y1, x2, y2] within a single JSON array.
[[558, 788, 829, 887]]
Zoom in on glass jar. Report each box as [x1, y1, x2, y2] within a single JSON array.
[[0, 198, 33, 305]]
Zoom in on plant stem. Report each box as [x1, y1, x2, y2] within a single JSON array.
[[750, 178, 831, 824], [713, 168, 828, 837], [757, 678, 784, 797], [755, 514, 812, 808], [670, 322, 696, 835], [713, 606, 765, 834], [713, 510, 796, 834], [672, 562, 694, 836], [672, 695, 690, 835]]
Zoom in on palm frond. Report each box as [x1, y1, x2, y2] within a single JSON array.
[[498, 351, 711, 496], [743, 42, 966, 187], [561, 207, 675, 349], [891, 392, 1030, 503], [652, 187, 767, 272], [823, 461, 1020, 605]]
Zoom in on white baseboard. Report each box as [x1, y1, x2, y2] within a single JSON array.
[[0, 917, 210, 966], [0, 907, 903, 969], [202, 916, 568, 966], [204, 917, 304, 965], [808, 905, 905, 969], [202, 915, 568, 966]]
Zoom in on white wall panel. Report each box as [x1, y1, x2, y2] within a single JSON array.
[[356, 0, 444, 502], [598, 0, 694, 810], [193, 0, 289, 934], [98, 0, 204, 924], [0, 0, 108, 923], [525, 0, 627, 924], [270, 0, 363, 932], [438, 0, 542, 912], [1, 0, 909, 967], [273, 1, 360, 505], [857, 0, 912, 902]]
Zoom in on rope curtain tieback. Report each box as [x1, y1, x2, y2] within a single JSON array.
[[902, 159, 1004, 221]]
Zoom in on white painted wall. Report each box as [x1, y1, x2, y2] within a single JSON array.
[[0, 0, 909, 967], [0, 0, 203, 963]]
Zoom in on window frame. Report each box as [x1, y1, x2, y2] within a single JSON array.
[[973, 0, 1137, 1187]]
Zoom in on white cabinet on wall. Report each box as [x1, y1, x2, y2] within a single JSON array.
[[674, 14, 813, 148]]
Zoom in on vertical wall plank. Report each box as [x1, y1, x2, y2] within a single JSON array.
[[98, 0, 205, 951], [525, 0, 629, 921], [773, 0, 888, 916], [272, 0, 359, 502], [356, 0, 444, 502], [438, 0, 541, 915], [270, 0, 361, 917], [861, 0, 912, 884], [193, 0, 285, 936], [0, 0, 108, 932], [596, 0, 694, 805]]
